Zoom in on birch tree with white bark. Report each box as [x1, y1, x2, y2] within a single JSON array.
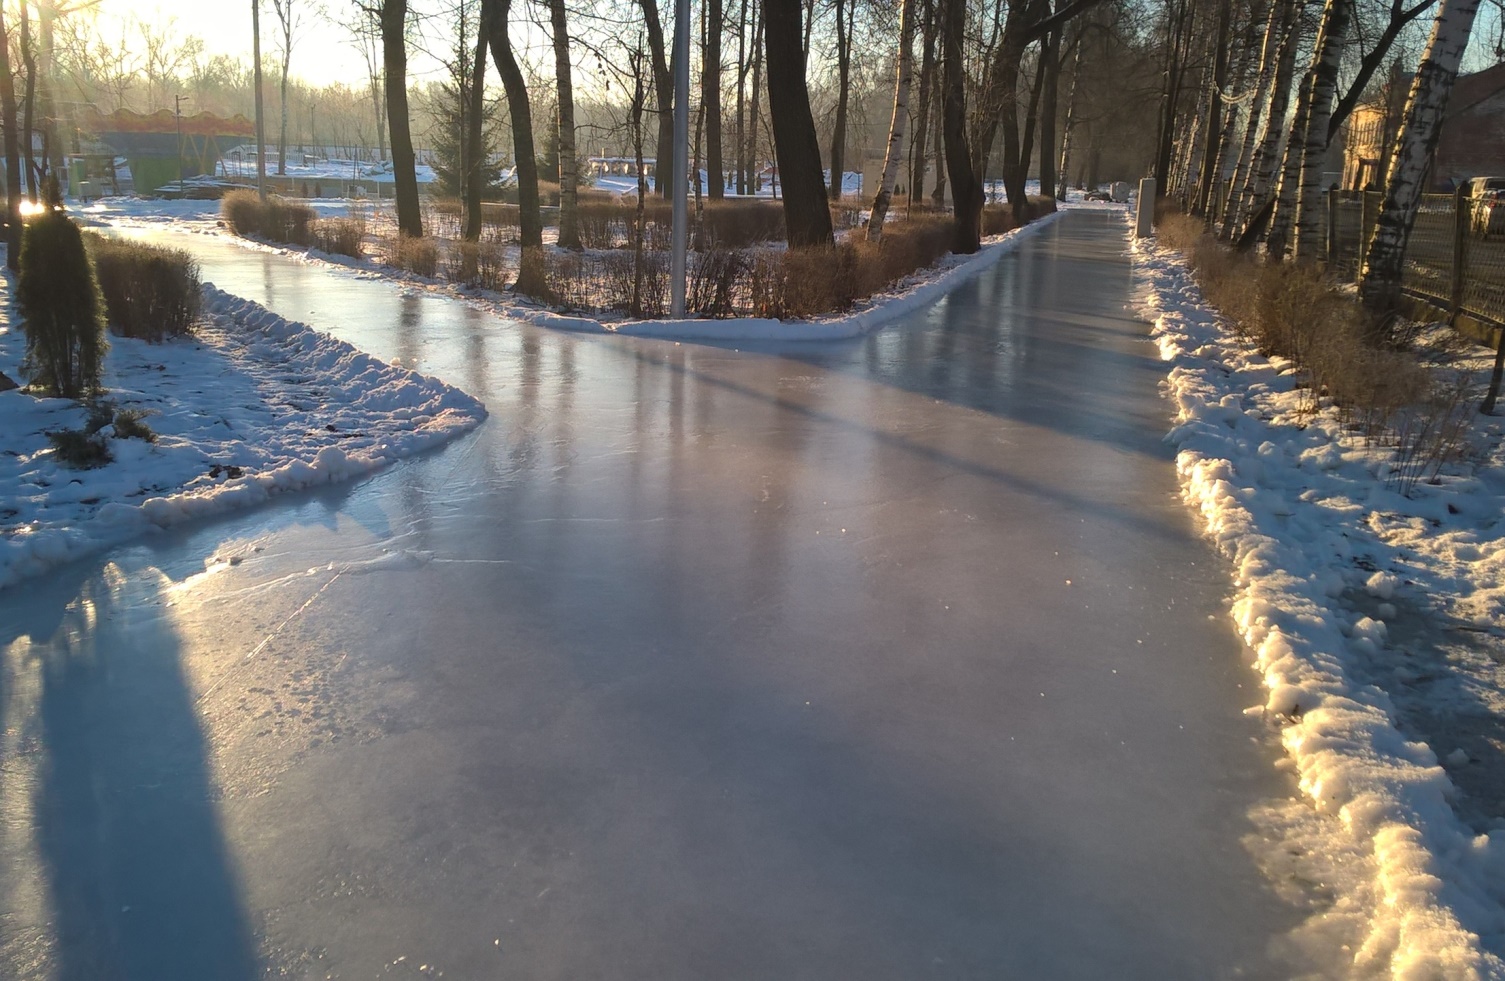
[[1359, 0, 1482, 314], [867, 0, 917, 240]]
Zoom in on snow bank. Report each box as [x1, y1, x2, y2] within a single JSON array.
[[1133, 235, 1505, 977], [0, 285, 486, 590]]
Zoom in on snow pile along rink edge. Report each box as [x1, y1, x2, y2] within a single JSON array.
[[0, 284, 486, 590], [1132, 240, 1505, 978]]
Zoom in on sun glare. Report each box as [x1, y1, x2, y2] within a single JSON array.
[[17, 200, 48, 217]]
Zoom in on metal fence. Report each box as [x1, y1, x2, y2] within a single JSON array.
[[1201, 183, 1505, 329], [1324, 189, 1505, 329]]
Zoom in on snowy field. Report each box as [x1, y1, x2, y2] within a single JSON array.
[[1135, 230, 1505, 976], [0, 281, 486, 590]]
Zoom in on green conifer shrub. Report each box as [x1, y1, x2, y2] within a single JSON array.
[[18, 180, 107, 399]]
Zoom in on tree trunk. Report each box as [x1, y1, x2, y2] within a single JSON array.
[[464, 6, 487, 242], [910, 0, 937, 207], [483, 0, 542, 254], [38, 1, 62, 181], [828, 0, 850, 200], [1222, 0, 1288, 237], [736, 0, 748, 193], [1193, 0, 1232, 216], [383, 0, 422, 237], [868, 0, 917, 239], [1017, 36, 1051, 219], [1056, 28, 1083, 197], [705, 0, 725, 198], [639, 0, 675, 196], [1232, 0, 1298, 239], [21, 4, 39, 197], [549, 0, 581, 247], [1037, 29, 1061, 210], [0, 5, 22, 271], [749, 4, 764, 191], [1292, 0, 1352, 261], [1360, 0, 1481, 315], [1153, 0, 1190, 186], [764, 0, 833, 245], [941, 0, 983, 252], [1263, 19, 1319, 258]]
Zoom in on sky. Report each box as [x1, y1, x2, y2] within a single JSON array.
[[85, 1, 428, 90]]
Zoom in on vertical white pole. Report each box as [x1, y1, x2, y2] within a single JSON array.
[[671, 0, 691, 317], [1136, 177, 1156, 237]]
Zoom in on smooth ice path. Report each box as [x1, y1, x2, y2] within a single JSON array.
[[1, 213, 1309, 979]]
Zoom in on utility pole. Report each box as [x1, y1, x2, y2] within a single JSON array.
[[253, 0, 267, 200], [670, 0, 690, 316]]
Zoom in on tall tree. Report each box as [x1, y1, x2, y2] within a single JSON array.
[[909, 0, 937, 206], [1192, 0, 1232, 216], [763, 0, 833, 244], [638, 0, 675, 196], [547, 0, 581, 247], [704, 0, 725, 197], [482, 0, 543, 260], [1360, 0, 1481, 314], [940, 0, 983, 251], [1, 5, 23, 270], [1292, 0, 1352, 260], [272, 0, 299, 175], [379, 0, 422, 236], [828, 0, 851, 199], [868, 0, 917, 238], [465, 2, 488, 241]]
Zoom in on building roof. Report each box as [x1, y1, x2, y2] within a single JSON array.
[[1447, 62, 1505, 118]]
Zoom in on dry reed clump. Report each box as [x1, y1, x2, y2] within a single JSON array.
[[1156, 211, 1471, 492], [380, 233, 440, 278], [219, 190, 314, 245], [311, 216, 366, 257]]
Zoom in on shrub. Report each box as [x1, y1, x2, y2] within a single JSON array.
[[47, 427, 112, 467], [688, 247, 749, 317], [219, 190, 314, 246], [474, 241, 510, 291], [381, 233, 440, 278], [221, 189, 263, 236], [18, 194, 108, 399], [86, 234, 202, 341], [981, 205, 1019, 237], [112, 407, 158, 442], [443, 240, 480, 286], [311, 216, 366, 257]]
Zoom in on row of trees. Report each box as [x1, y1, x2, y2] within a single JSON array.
[[1151, 0, 1492, 315], [5, 0, 1183, 259]]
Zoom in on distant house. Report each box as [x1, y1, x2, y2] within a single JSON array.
[[1344, 62, 1505, 192]]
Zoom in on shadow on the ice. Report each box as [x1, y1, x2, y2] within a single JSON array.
[[4, 564, 257, 980]]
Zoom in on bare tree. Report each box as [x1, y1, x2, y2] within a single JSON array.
[[764, 0, 833, 244], [1, 5, 23, 271], [546, 0, 581, 247], [377, 0, 423, 236], [272, 0, 301, 174], [868, 0, 916, 238], [703, 0, 725, 197], [1360, 0, 1482, 315], [482, 0, 544, 291]]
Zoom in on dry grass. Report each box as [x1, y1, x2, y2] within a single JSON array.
[[380, 233, 440, 278], [220, 190, 314, 246], [1157, 210, 1472, 493], [311, 216, 366, 258]]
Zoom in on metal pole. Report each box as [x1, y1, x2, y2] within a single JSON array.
[[253, 0, 267, 201], [670, 0, 690, 317]]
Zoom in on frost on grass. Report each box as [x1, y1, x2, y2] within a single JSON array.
[[1134, 234, 1505, 977], [0, 284, 486, 589]]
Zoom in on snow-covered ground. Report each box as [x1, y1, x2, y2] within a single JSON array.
[[1134, 229, 1505, 976], [0, 279, 486, 590]]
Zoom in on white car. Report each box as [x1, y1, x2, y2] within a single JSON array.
[[1468, 177, 1505, 239]]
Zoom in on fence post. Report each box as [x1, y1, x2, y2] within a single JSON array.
[[1452, 184, 1468, 325], [1327, 188, 1339, 267]]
